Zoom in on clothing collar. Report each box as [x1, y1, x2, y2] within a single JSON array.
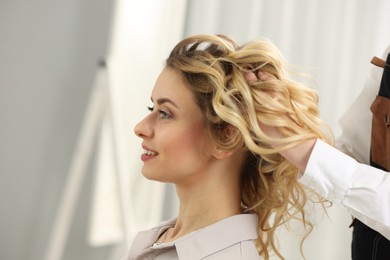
[[128, 218, 177, 257], [174, 214, 258, 259], [129, 214, 258, 260]]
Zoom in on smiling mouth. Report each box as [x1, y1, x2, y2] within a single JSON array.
[[143, 150, 158, 156], [141, 149, 158, 162]]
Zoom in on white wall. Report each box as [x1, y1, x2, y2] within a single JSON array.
[[0, 1, 114, 259]]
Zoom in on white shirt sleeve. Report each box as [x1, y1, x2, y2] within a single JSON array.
[[300, 139, 390, 240]]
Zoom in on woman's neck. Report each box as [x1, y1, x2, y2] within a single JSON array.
[[163, 169, 242, 242]]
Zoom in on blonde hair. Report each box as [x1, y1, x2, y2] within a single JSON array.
[[166, 34, 333, 259]]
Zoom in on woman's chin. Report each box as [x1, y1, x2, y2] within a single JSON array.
[[141, 171, 153, 180], [142, 171, 172, 183], [141, 171, 160, 181]]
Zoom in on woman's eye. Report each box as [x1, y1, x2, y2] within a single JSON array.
[[147, 106, 171, 119], [158, 110, 171, 119]]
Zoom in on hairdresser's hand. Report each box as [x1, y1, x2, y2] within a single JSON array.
[[245, 70, 283, 138], [244, 70, 275, 85], [246, 69, 316, 172]]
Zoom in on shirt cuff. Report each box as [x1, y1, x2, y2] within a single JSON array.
[[299, 139, 359, 204]]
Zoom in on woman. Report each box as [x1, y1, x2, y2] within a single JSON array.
[[129, 34, 333, 259]]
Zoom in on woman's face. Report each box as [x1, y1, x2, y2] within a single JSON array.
[[134, 67, 216, 184]]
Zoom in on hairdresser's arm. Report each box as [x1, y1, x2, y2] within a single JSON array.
[[254, 69, 390, 239], [281, 138, 390, 240]]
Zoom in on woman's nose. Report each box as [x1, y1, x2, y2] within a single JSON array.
[[134, 116, 152, 138], [134, 121, 144, 138]]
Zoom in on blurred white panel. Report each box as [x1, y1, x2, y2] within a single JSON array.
[[107, 0, 188, 258]]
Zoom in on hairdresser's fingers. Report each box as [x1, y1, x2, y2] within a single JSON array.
[[257, 70, 275, 81], [244, 71, 258, 85]]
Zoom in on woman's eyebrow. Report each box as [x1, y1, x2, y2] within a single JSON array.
[[150, 97, 179, 108]]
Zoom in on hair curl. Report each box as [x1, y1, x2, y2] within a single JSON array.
[[166, 34, 333, 259]]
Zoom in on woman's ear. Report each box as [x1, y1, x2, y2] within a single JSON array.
[[212, 148, 234, 160], [211, 125, 237, 159]]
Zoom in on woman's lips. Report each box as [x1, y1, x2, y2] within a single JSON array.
[[141, 145, 158, 161]]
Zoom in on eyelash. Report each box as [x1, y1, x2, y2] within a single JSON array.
[[147, 106, 171, 119]]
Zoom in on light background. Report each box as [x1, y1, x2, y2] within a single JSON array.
[[1, 0, 390, 259]]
